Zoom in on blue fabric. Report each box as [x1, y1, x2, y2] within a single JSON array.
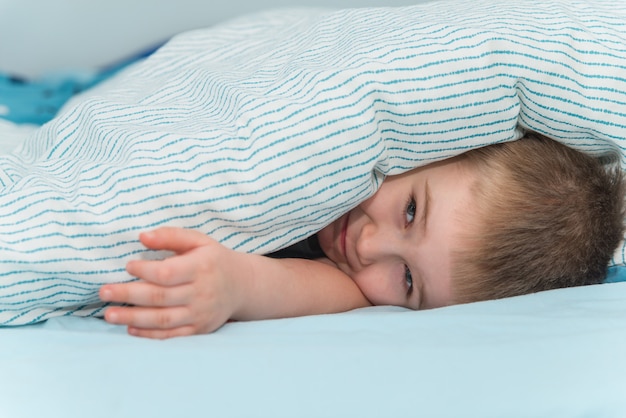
[[0, 44, 162, 125], [604, 266, 626, 283], [2, 282, 626, 418]]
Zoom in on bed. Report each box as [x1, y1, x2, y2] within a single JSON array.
[[1, 0, 626, 417]]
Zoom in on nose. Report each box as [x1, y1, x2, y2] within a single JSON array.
[[355, 222, 404, 267]]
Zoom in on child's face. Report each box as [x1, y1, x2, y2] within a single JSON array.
[[317, 158, 474, 310]]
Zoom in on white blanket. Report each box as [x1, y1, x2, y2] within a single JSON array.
[[1, 0, 626, 325]]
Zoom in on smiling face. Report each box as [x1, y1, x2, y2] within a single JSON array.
[[317, 158, 475, 310]]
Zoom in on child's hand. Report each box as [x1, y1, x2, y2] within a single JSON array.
[[99, 227, 249, 339]]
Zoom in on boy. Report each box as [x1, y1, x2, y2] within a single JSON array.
[[99, 133, 625, 339]]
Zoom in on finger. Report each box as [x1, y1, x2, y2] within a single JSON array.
[[127, 326, 197, 340], [100, 282, 192, 307], [139, 227, 213, 253], [126, 254, 202, 286], [104, 306, 191, 330]]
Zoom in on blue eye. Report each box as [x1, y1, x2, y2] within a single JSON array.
[[405, 197, 416, 225], [404, 265, 413, 295]]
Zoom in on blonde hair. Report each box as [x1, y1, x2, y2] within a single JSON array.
[[451, 133, 625, 304]]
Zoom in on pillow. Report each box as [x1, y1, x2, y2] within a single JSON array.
[[1, 0, 625, 325]]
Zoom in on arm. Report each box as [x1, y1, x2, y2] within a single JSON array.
[[99, 227, 370, 339]]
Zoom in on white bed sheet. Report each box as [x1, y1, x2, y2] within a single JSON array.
[[0, 119, 36, 154]]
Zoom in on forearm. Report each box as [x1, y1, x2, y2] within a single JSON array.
[[232, 254, 371, 321]]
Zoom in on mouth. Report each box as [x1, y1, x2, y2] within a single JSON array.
[[340, 212, 350, 260]]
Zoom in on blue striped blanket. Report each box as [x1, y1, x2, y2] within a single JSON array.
[[1, 0, 625, 325]]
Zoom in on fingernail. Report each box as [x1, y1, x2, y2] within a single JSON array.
[[100, 288, 112, 301], [107, 312, 119, 323]]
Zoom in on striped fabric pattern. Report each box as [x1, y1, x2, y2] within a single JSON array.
[[1, 0, 625, 325]]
